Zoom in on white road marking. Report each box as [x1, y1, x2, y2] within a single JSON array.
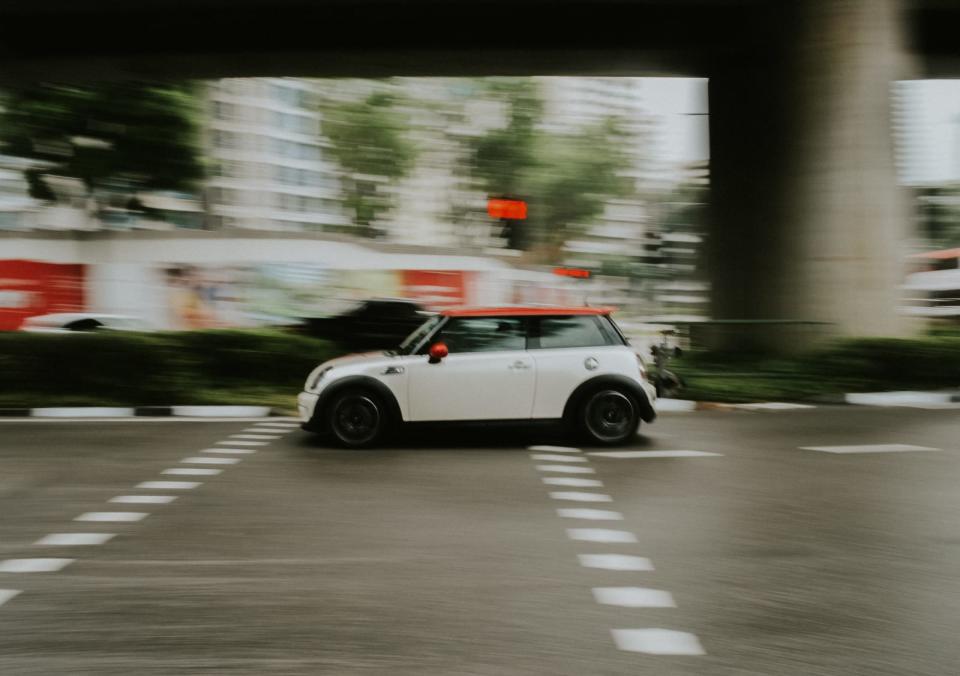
[[735, 402, 816, 411], [800, 444, 941, 454], [162, 468, 222, 476], [75, 512, 147, 522], [549, 492, 613, 503], [846, 391, 954, 407], [254, 421, 300, 427], [0, 558, 74, 573], [242, 427, 292, 434], [527, 445, 582, 453], [594, 587, 676, 608], [557, 508, 623, 520], [171, 405, 271, 417], [0, 417, 288, 424], [215, 440, 267, 447], [110, 495, 177, 504], [578, 554, 654, 571], [229, 434, 280, 441], [202, 447, 257, 454], [535, 465, 596, 474], [35, 533, 115, 546], [655, 399, 698, 412], [567, 529, 637, 543], [611, 629, 705, 655], [137, 481, 201, 490], [530, 454, 589, 463], [32, 407, 135, 418], [588, 450, 723, 459], [182, 456, 240, 465], [0, 590, 20, 606], [542, 477, 604, 487]]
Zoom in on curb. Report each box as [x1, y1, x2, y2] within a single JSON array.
[[0, 406, 279, 418]]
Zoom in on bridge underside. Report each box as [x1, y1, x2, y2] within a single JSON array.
[[1, 0, 957, 349]]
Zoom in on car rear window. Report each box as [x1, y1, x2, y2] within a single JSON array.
[[533, 315, 616, 349]]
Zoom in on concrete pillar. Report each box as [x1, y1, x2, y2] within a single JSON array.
[[707, 0, 919, 350]]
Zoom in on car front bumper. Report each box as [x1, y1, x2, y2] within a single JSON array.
[[297, 391, 320, 428]]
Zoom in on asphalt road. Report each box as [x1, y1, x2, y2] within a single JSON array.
[[0, 406, 959, 675]]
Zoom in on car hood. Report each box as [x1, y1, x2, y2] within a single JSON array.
[[323, 351, 394, 368]]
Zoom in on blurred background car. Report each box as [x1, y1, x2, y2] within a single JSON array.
[[296, 298, 433, 350], [19, 313, 152, 333]]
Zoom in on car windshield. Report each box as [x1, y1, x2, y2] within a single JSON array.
[[394, 314, 443, 355]]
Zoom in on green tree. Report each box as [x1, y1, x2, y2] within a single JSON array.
[[322, 91, 415, 238], [0, 82, 204, 225], [467, 80, 633, 258]]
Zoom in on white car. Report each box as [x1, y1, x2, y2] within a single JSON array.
[[298, 306, 657, 447], [20, 313, 152, 333]]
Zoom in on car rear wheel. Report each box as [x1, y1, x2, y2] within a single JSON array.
[[580, 388, 639, 445], [328, 389, 385, 448]]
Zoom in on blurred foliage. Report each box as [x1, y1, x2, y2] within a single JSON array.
[[917, 186, 960, 248], [0, 82, 204, 216], [466, 79, 633, 256], [0, 330, 339, 408], [0, 331, 957, 408], [322, 91, 416, 238], [672, 336, 960, 402]]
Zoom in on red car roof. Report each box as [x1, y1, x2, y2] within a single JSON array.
[[441, 306, 615, 317]]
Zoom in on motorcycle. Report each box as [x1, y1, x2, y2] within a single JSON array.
[[649, 329, 685, 398]]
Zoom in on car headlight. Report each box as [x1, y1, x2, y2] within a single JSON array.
[[307, 366, 333, 391]]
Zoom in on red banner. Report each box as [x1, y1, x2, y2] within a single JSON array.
[[0, 260, 86, 330], [401, 270, 466, 309]]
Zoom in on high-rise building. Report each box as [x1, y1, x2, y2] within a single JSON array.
[[205, 78, 346, 232]]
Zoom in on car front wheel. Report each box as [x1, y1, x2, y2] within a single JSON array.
[[579, 388, 640, 446], [328, 389, 385, 448]]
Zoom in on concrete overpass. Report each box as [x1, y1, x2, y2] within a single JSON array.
[[2, 0, 959, 348]]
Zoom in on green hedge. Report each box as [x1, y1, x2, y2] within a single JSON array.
[[0, 330, 340, 407], [1, 331, 958, 407], [673, 336, 960, 402]]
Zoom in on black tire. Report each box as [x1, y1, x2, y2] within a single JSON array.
[[578, 388, 640, 446], [327, 388, 386, 448]]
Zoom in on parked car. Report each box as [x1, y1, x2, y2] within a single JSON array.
[[298, 298, 432, 350], [298, 306, 657, 448], [19, 313, 152, 333]]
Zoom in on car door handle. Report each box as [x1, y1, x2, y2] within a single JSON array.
[[509, 361, 531, 370]]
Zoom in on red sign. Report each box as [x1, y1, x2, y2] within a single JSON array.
[[553, 267, 591, 279], [401, 270, 467, 310], [0, 260, 86, 330], [487, 199, 528, 220]]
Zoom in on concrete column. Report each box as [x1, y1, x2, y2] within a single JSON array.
[[707, 0, 919, 350]]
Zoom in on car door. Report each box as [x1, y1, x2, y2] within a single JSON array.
[[406, 316, 535, 421], [528, 315, 627, 418]]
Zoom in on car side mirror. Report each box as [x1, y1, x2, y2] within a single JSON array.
[[428, 342, 449, 364]]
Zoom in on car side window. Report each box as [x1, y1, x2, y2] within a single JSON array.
[[535, 316, 612, 349], [428, 317, 526, 354]]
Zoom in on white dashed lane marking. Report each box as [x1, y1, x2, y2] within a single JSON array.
[[110, 495, 177, 504], [611, 629, 706, 655], [549, 492, 613, 503], [588, 450, 723, 459], [75, 512, 148, 523], [535, 465, 596, 474], [578, 554, 654, 571], [229, 434, 280, 441], [202, 447, 257, 454], [137, 481, 201, 490], [35, 533, 115, 546], [0, 590, 20, 606], [527, 445, 582, 453], [800, 444, 941, 454], [542, 477, 604, 487], [531, 454, 589, 463], [254, 421, 300, 427], [215, 440, 267, 447], [567, 529, 638, 543], [557, 508, 623, 521], [182, 456, 241, 465], [163, 468, 222, 476], [0, 558, 74, 573], [593, 587, 677, 608]]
